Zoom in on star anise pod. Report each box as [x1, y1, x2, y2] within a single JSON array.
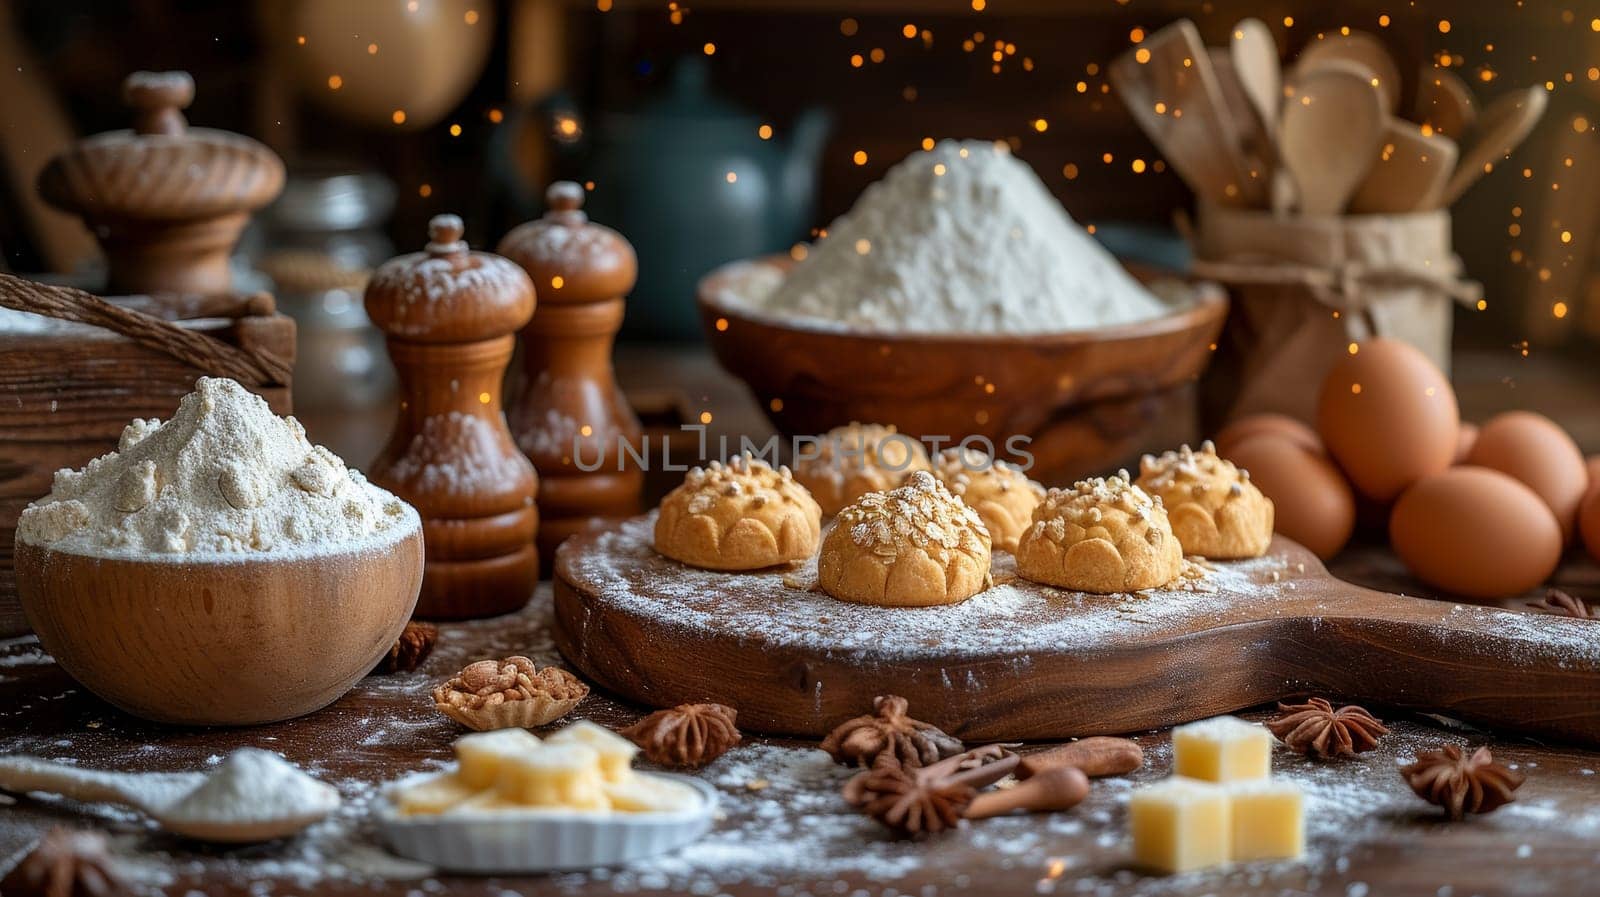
[[856, 753, 975, 837], [0, 827, 132, 897], [1401, 745, 1525, 820], [1531, 588, 1592, 619], [1266, 697, 1389, 759], [621, 703, 741, 769], [374, 621, 439, 674], [820, 695, 964, 769]]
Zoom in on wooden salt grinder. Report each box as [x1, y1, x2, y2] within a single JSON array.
[[498, 183, 643, 568], [365, 215, 540, 619]]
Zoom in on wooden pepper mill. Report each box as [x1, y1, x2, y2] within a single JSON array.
[[498, 182, 643, 567], [37, 71, 285, 295], [365, 215, 540, 619]]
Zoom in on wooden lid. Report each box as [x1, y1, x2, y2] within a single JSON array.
[[496, 182, 637, 304], [365, 214, 536, 343], [37, 71, 285, 223]]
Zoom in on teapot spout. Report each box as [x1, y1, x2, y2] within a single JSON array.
[[777, 107, 832, 241]]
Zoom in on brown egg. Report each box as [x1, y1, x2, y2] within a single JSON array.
[[1581, 486, 1600, 564], [1454, 422, 1478, 464], [1465, 411, 1587, 540], [1214, 413, 1323, 458], [1390, 466, 1561, 599], [1226, 434, 1356, 560], [1317, 338, 1459, 502], [1586, 455, 1600, 495]]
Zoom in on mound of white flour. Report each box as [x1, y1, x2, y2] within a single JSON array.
[[18, 377, 416, 557], [744, 139, 1171, 333]]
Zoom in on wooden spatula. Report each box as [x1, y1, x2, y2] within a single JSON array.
[[1415, 66, 1477, 139], [1109, 19, 1264, 207], [1348, 118, 1461, 213], [1293, 30, 1401, 113], [1279, 62, 1387, 215], [1443, 85, 1548, 205], [1209, 50, 1271, 173]]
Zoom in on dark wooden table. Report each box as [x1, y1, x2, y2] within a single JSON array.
[[3, 345, 1599, 896]]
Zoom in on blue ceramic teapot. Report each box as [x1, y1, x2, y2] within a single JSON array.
[[542, 60, 829, 341]]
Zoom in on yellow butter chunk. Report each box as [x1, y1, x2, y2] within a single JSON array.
[[1129, 777, 1232, 873], [495, 743, 610, 810], [546, 720, 640, 783], [393, 772, 480, 816], [454, 728, 543, 789], [603, 774, 699, 813], [1226, 780, 1305, 862], [1172, 716, 1273, 783]]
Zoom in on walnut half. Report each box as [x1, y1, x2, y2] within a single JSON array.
[[432, 656, 589, 731]]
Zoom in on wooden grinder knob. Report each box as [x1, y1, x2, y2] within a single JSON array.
[[498, 183, 643, 568], [36, 70, 284, 296], [366, 214, 541, 619]]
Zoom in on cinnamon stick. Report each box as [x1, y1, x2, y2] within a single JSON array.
[[1018, 737, 1144, 779]]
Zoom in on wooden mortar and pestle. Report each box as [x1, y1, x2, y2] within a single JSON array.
[[499, 182, 644, 568], [366, 215, 541, 618]]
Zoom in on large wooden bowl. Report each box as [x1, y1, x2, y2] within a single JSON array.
[[698, 258, 1228, 485], [14, 521, 424, 726]]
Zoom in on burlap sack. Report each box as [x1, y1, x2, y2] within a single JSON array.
[[1188, 202, 1480, 427]]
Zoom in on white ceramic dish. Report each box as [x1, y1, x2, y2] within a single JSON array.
[[375, 771, 719, 873]]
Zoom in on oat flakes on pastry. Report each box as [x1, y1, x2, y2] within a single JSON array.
[[433, 656, 589, 731], [932, 446, 1045, 553], [794, 422, 932, 516], [654, 453, 822, 570], [1136, 441, 1274, 559], [1015, 473, 1183, 594], [818, 470, 991, 607]]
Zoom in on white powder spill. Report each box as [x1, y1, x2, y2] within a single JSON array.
[[732, 139, 1173, 334]]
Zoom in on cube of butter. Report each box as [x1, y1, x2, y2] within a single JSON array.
[[1173, 716, 1273, 783], [1226, 780, 1305, 862], [603, 774, 699, 813], [547, 720, 639, 783], [392, 771, 480, 816], [495, 742, 609, 811], [1128, 777, 1232, 873], [454, 728, 543, 789]]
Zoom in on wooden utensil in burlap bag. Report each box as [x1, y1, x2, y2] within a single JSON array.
[[1187, 203, 1481, 427]]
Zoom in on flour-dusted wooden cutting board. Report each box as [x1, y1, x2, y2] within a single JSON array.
[[552, 515, 1600, 745]]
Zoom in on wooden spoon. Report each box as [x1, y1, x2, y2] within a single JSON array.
[[1278, 62, 1387, 215], [1294, 30, 1401, 113], [0, 752, 340, 843], [1442, 85, 1548, 205], [1229, 18, 1281, 134], [1109, 19, 1263, 207], [1348, 118, 1461, 213], [1415, 66, 1477, 139]]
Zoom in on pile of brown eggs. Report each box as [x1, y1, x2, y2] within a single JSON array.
[[1213, 338, 1598, 599]]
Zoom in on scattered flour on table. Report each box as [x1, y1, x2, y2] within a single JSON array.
[[15, 377, 417, 558], [731, 139, 1172, 334]]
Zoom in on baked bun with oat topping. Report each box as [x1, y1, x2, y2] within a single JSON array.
[[794, 422, 932, 516], [1015, 473, 1183, 594], [932, 446, 1045, 553], [654, 453, 822, 570], [818, 470, 991, 607], [1136, 441, 1274, 559]]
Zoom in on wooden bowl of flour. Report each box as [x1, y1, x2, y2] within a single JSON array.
[[698, 256, 1228, 485], [14, 516, 424, 726]]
